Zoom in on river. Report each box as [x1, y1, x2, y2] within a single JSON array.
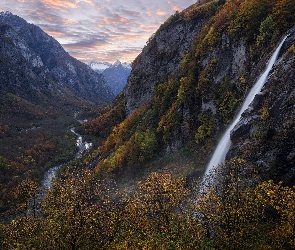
[[42, 126, 92, 190], [27, 125, 92, 216]]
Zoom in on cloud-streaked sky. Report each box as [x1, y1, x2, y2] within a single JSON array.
[[1, 0, 196, 63]]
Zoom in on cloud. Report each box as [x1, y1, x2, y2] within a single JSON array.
[[1, 0, 197, 63], [155, 9, 167, 16], [40, 0, 78, 11], [97, 13, 129, 26], [76, 0, 95, 6], [168, 2, 182, 12], [145, 11, 152, 17], [63, 37, 109, 48], [45, 30, 66, 37], [69, 46, 142, 63]]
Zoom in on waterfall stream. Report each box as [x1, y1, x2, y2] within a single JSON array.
[[204, 35, 288, 176]]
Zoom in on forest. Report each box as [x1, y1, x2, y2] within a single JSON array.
[[1, 160, 295, 249]]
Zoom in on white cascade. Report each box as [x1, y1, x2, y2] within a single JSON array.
[[204, 35, 288, 176]]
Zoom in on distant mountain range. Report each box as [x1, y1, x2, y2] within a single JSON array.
[[89, 60, 131, 95]]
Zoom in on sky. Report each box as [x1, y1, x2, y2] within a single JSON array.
[[0, 0, 197, 63]]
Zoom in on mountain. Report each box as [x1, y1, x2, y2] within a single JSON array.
[[0, 11, 114, 107], [89, 60, 132, 95], [84, 0, 295, 184], [88, 61, 111, 73], [228, 30, 295, 186]]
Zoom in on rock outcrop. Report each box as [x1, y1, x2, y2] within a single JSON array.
[[89, 0, 295, 183]]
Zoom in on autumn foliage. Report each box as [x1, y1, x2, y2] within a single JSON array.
[[1, 159, 295, 249]]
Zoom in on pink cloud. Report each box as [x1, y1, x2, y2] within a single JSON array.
[[145, 11, 152, 17], [168, 2, 181, 12], [69, 47, 141, 63], [1, 0, 197, 63], [40, 0, 78, 11], [97, 13, 129, 26], [45, 30, 66, 37], [156, 9, 167, 16]]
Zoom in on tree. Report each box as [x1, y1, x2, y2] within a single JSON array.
[[196, 158, 295, 249], [13, 179, 38, 216], [197, 159, 259, 249], [40, 168, 117, 249], [256, 16, 278, 46], [113, 172, 200, 249]]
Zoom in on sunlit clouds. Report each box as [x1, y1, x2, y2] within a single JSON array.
[[1, 0, 196, 63]]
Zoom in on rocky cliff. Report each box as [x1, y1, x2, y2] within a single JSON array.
[[124, 3, 215, 115], [229, 29, 295, 185]]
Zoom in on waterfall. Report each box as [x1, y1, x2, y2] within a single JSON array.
[[204, 35, 288, 176]]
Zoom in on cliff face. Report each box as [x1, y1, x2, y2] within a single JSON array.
[[124, 9, 212, 115], [229, 30, 295, 185]]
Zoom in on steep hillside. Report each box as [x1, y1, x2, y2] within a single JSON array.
[[124, 1, 217, 115], [2, 1, 295, 249], [85, 0, 295, 183]]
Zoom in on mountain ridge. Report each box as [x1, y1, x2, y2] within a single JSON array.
[[0, 11, 115, 216]]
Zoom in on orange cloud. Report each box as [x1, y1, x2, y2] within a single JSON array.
[[63, 19, 79, 24], [45, 30, 66, 37], [156, 9, 166, 16], [168, 2, 181, 12], [97, 24, 104, 28], [97, 14, 129, 26], [40, 0, 78, 10], [70, 47, 141, 64], [145, 11, 152, 17]]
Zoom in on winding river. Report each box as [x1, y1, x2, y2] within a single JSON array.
[[42, 126, 92, 190]]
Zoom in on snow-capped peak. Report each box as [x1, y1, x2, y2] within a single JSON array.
[[0, 11, 12, 17], [88, 60, 132, 73], [113, 60, 121, 67], [88, 61, 111, 73]]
